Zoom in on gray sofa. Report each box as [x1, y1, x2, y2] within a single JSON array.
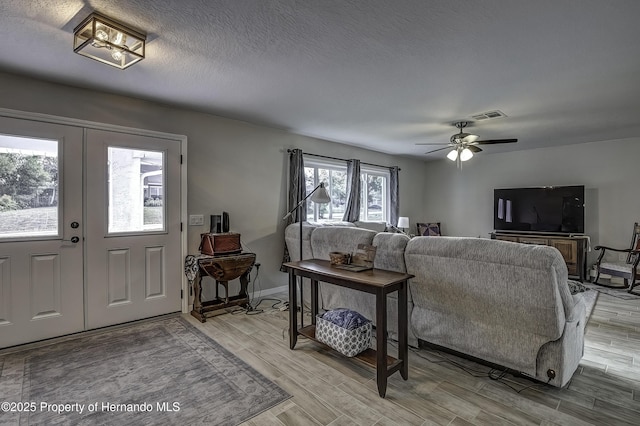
[[284, 222, 587, 387]]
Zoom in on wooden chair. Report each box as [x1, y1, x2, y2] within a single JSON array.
[[593, 222, 640, 294]]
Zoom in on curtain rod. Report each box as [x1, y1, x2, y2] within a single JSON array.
[[287, 149, 400, 171]]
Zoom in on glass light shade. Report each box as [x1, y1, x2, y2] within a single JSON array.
[[397, 217, 409, 228], [460, 148, 474, 161], [447, 149, 458, 161], [74, 13, 146, 69], [310, 184, 331, 204]]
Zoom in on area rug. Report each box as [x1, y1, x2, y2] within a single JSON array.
[[582, 282, 640, 300], [0, 316, 290, 425]]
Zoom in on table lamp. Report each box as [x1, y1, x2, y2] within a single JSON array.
[[397, 217, 409, 234]]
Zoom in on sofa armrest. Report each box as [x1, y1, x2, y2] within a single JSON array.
[[567, 292, 587, 323]]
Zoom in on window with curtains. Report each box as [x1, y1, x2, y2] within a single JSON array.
[[304, 157, 390, 223]]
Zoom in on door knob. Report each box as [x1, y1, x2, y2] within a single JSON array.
[[70, 236, 80, 243], [71, 221, 79, 229]]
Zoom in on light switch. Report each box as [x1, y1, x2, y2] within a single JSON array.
[[189, 214, 204, 226]]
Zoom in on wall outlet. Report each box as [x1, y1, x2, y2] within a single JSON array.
[[188, 214, 204, 226]]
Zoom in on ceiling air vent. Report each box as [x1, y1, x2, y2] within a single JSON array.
[[471, 110, 507, 121]]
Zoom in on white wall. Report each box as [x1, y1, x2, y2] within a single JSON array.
[[422, 138, 640, 265], [0, 71, 427, 293]]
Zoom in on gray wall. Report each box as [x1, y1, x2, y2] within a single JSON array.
[[0, 71, 426, 293], [422, 138, 640, 266]]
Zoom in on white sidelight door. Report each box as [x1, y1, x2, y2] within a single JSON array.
[[85, 129, 182, 329], [0, 117, 84, 348]]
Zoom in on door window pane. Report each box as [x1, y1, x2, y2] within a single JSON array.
[[108, 147, 164, 233], [0, 135, 58, 238]]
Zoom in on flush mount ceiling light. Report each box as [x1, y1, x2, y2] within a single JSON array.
[[73, 12, 146, 69]]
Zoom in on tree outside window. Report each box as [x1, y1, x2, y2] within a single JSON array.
[[0, 136, 59, 237], [304, 166, 346, 221], [361, 173, 387, 221]]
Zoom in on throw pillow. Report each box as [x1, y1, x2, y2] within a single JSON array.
[[417, 222, 441, 236]]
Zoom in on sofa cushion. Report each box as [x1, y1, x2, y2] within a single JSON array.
[[307, 221, 354, 227], [353, 221, 388, 232], [284, 223, 316, 262], [372, 232, 410, 273], [310, 227, 377, 260]]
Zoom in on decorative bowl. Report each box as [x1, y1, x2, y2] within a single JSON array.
[[329, 251, 351, 265]]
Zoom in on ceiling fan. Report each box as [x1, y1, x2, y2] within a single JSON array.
[[418, 121, 517, 163]]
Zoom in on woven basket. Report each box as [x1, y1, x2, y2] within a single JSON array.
[[316, 314, 371, 357], [329, 251, 351, 265]]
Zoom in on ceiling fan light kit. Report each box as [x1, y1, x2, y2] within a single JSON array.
[[418, 120, 518, 165], [459, 147, 474, 161], [446, 146, 473, 162]]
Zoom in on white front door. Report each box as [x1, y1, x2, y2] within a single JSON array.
[[85, 129, 182, 329], [0, 116, 84, 348], [0, 115, 184, 349]]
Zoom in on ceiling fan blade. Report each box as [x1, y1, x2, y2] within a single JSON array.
[[467, 145, 483, 153], [475, 139, 518, 145], [424, 146, 452, 155], [415, 142, 451, 146]]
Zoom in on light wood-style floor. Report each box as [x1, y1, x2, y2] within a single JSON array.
[[186, 291, 640, 426]]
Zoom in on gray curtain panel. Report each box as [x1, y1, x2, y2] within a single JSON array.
[[389, 166, 399, 227], [281, 149, 305, 270], [342, 159, 361, 222], [288, 149, 306, 224]]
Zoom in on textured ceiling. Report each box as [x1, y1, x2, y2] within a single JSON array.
[[1, 0, 640, 160]]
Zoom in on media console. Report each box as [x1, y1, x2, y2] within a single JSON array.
[[490, 233, 588, 282]]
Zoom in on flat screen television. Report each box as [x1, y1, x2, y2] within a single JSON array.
[[494, 185, 585, 234]]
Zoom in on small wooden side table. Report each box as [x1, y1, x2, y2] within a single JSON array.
[[186, 253, 256, 322]]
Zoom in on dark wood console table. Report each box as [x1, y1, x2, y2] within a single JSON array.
[[186, 253, 256, 322], [283, 259, 414, 398]]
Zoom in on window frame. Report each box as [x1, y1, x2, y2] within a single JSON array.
[[360, 165, 391, 223], [303, 156, 390, 224], [303, 157, 347, 223]]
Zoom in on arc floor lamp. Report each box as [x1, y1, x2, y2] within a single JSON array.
[[283, 183, 331, 314], [283, 182, 331, 261]]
